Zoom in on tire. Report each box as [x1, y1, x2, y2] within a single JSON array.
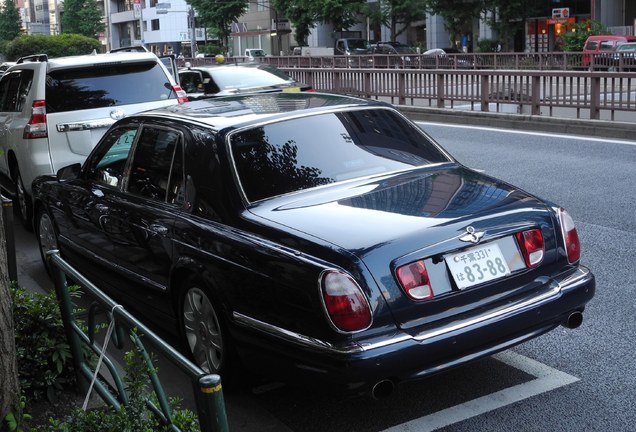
[[36, 207, 59, 277], [13, 168, 33, 231], [180, 280, 232, 375]]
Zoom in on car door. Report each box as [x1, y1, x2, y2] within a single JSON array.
[[61, 124, 184, 314]]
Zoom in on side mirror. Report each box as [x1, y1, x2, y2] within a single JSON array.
[[56, 163, 81, 181]]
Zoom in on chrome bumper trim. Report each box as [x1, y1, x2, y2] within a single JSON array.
[[233, 267, 593, 355]]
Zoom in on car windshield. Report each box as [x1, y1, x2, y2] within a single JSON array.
[[618, 44, 636, 52], [230, 108, 451, 202], [210, 66, 293, 89]]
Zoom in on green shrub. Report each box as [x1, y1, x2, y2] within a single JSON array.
[[3, 34, 101, 61], [33, 344, 201, 432], [477, 38, 499, 53], [562, 20, 609, 52], [10, 283, 81, 402]]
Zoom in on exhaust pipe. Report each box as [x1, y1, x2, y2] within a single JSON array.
[[371, 379, 395, 400], [562, 311, 583, 329]]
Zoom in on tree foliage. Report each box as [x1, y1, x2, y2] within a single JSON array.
[[365, 0, 427, 42], [562, 19, 608, 52], [4, 34, 101, 60], [60, 0, 105, 38], [481, 0, 543, 45], [424, 0, 483, 47], [0, 0, 22, 42], [188, 0, 247, 50], [272, 0, 317, 46]]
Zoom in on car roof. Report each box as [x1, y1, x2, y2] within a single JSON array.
[[133, 92, 389, 131], [12, 51, 165, 72], [181, 63, 271, 71]]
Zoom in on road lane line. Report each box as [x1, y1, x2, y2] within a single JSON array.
[[382, 351, 580, 432], [415, 121, 636, 146]]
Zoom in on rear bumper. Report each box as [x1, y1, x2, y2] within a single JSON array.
[[233, 266, 595, 393]]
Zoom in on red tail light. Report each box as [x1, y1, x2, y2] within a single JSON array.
[[173, 85, 188, 104], [396, 260, 433, 300], [558, 208, 581, 263], [23, 100, 48, 139], [320, 270, 372, 333], [515, 229, 544, 267]]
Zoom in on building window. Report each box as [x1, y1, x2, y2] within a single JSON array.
[[150, 0, 158, 6], [151, 19, 160, 31]]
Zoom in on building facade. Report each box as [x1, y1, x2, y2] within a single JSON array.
[[14, 0, 636, 55]]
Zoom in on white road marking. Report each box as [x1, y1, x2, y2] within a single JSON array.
[[382, 351, 580, 432], [415, 121, 636, 146]]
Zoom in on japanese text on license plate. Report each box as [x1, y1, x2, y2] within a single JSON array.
[[446, 243, 511, 290]]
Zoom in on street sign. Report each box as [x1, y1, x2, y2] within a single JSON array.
[[552, 8, 570, 19]]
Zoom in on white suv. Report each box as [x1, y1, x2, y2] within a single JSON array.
[[0, 51, 187, 228]]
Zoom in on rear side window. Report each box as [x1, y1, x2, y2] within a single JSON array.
[[600, 41, 615, 51], [585, 41, 598, 51], [0, 70, 33, 112], [45, 62, 176, 113]]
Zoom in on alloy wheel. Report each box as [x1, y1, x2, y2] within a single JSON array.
[[182, 286, 224, 373]]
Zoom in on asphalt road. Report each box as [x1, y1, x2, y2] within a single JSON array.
[[10, 123, 636, 431]]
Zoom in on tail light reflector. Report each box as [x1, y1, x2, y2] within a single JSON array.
[[558, 208, 581, 263], [174, 85, 188, 104], [515, 229, 544, 267], [320, 271, 372, 333], [396, 260, 433, 301], [23, 100, 48, 139]]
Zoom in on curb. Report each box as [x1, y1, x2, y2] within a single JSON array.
[[396, 105, 636, 140]]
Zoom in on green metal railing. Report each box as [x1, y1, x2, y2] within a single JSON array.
[[48, 249, 229, 432]]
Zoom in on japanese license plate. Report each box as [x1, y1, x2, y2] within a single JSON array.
[[446, 243, 511, 290]]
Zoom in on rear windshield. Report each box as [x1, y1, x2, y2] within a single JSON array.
[[46, 61, 175, 113], [230, 108, 451, 202]]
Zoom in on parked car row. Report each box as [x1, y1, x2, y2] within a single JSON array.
[[1, 49, 595, 398]]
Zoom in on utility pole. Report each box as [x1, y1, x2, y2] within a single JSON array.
[[190, 7, 197, 57]]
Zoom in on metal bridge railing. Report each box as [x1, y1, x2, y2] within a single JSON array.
[[279, 67, 636, 122], [47, 250, 229, 432]]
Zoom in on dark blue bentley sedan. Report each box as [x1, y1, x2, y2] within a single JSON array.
[[32, 93, 595, 398]]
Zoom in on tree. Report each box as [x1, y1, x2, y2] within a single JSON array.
[[188, 0, 247, 51], [0, 204, 19, 422], [365, 0, 427, 42], [562, 19, 608, 52], [481, 0, 543, 49], [424, 0, 483, 48], [60, 0, 105, 38], [312, 0, 365, 34], [0, 0, 22, 42], [272, 0, 317, 46]]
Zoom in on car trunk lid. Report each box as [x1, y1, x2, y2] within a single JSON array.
[[248, 165, 560, 330]]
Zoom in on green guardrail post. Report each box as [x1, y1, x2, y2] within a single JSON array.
[[194, 374, 229, 432], [49, 249, 89, 394]]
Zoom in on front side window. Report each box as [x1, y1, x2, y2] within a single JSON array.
[[88, 127, 138, 188], [46, 61, 175, 113], [127, 127, 183, 202], [230, 108, 451, 202]]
